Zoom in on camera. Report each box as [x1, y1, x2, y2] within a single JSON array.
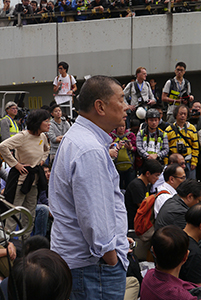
[[177, 142, 187, 154], [191, 109, 200, 116]]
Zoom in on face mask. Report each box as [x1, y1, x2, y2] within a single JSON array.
[[42, 3, 47, 7]]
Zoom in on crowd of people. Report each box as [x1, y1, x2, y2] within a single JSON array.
[[0, 62, 201, 299], [0, 0, 199, 26]]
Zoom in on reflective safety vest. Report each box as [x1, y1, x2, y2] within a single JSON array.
[[77, 0, 89, 11], [112, 132, 134, 172], [168, 78, 189, 106], [140, 128, 165, 155], [1, 115, 19, 138]]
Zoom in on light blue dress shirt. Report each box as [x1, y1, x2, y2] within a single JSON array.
[[49, 115, 129, 270]]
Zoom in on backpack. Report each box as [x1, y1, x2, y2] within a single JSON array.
[[112, 132, 135, 171], [134, 190, 170, 238]]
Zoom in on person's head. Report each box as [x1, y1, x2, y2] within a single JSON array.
[[30, 0, 37, 10], [50, 104, 62, 119], [173, 105, 189, 125], [22, 0, 30, 6], [22, 235, 50, 257], [5, 101, 18, 119], [78, 75, 127, 133], [26, 109, 50, 135], [145, 109, 160, 131], [40, 0, 47, 7], [163, 163, 186, 189], [116, 122, 126, 136], [130, 119, 140, 135], [168, 153, 186, 169], [58, 61, 69, 75], [175, 62, 186, 79], [8, 249, 72, 300], [136, 67, 147, 82], [191, 101, 201, 117], [176, 179, 201, 207], [47, 0, 54, 9], [151, 103, 163, 120], [149, 78, 157, 89], [42, 164, 51, 182], [3, 0, 10, 8], [141, 159, 163, 185], [185, 202, 201, 228], [152, 225, 189, 270]]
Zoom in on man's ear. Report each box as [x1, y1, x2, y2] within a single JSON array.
[[182, 250, 189, 265], [94, 99, 106, 116]]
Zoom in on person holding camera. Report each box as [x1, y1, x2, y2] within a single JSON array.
[[124, 67, 156, 122], [189, 101, 201, 131], [14, 0, 33, 25], [162, 62, 194, 124], [165, 105, 199, 179]]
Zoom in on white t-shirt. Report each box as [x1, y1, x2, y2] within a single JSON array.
[[53, 74, 77, 105]]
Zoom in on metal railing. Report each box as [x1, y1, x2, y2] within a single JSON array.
[[0, 1, 200, 27]]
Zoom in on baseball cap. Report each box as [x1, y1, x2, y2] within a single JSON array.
[[5, 101, 18, 110]]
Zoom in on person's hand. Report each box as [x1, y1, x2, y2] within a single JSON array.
[[189, 95, 194, 102], [67, 90, 74, 95], [40, 160, 44, 166], [124, 141, 132, 151], [127, 237, 135, 253], [148, 153, 158, 160], [15, 163, 29, 175], [8, 242, 16, 261], [128, 104, 135, 111], [191, 165, 196, 170], [56, 136, 63, 143], [147, 99, 156, 105], [118, 140, 125, 149], [109, 148, 118, 159]]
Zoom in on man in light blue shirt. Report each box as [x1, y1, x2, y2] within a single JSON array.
[[49, 75, 129, 300]]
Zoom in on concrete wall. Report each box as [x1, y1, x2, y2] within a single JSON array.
[[0, 12, 201, 107]]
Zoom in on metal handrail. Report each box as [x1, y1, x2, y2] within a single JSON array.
[[0, 197, 32, 238]]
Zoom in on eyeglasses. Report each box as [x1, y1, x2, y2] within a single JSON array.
[[176, 68, 185, 72], [179, 162, 186, 166], [58, 67, 63, 70], [173, 175, 186, 180], [9, 107, 18, 110]]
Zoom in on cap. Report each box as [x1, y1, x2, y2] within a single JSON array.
[[146, 108, 160, 120], [5, 101, 17, 110]]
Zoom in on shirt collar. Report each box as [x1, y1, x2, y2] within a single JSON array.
[[75, 115, 112, 148]]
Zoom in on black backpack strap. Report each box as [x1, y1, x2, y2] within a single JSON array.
[[171, 124, 191, 148]]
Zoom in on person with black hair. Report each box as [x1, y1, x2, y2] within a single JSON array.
[[0, 109, 50, 239], [49, 75, 129, 300], [162, 61, 194, 124], [8, 249, 72, 300], [140, 103, 169, 132], [179, 203, 201, 285], [46, 104, 70, 164], [125, 159, 162, 229], [154, 163, 186, 218], [136, 108, 169, 162], [155, 179, 201, 231], [165, 104, 199, 179], [141, 225, 198, 300], [53, 61, 77, 116]]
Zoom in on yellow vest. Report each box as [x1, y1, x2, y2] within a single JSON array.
[[1, 115, 19, 137]]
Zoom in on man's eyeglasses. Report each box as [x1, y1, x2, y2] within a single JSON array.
[[176, 68, 185, 72], [173, 175, 186, 180]]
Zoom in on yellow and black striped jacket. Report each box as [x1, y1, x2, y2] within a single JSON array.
[[164, 122, 199, 166]]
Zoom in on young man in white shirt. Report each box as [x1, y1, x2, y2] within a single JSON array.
[[53, 61, 77, 117]]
